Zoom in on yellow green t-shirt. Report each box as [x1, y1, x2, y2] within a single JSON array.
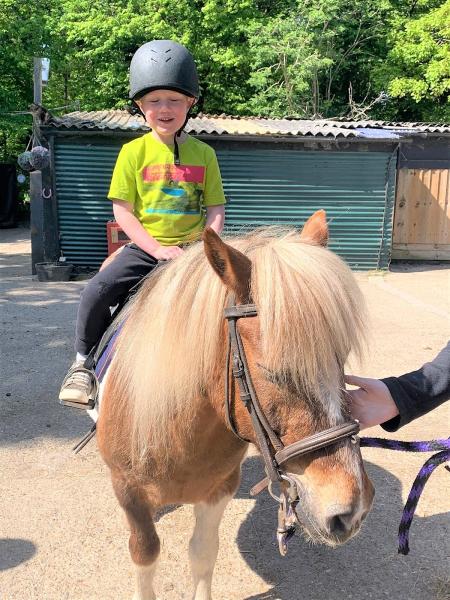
[[108, 133, 226, 245]]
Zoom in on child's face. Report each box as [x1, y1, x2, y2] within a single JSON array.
[[136, 89, 195, 144]]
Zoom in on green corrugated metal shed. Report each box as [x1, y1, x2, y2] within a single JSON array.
[[52, 136, 396, 270], [37, 111, 406, 270]]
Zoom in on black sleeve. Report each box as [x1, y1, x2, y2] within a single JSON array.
[[380, 340, 450, 432]]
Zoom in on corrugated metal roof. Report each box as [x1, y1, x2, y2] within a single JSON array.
[[355, 128, 400, 139], [46, 111, 357, 137], [44, 110, 450, 138], [322, 119, 450, 134]]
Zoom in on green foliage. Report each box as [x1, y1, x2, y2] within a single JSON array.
[[0, 0, 47, 164], [244, 0, 395, 118], [0, 0, 449, 149], [44, 0, 259, 114], [0, 0, 49, 112], [243, 15, 326, 117], [372, 0, 450, 120]]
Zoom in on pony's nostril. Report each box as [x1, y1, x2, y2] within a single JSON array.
[[326, 509, 354, 536], [328, 515, 349, 535]]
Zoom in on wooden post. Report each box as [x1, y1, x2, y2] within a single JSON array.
[[30, 58, 60, 274], [30, 167, 60, 274], [33, 57, 42, 105], [30, 170, 44, 273]]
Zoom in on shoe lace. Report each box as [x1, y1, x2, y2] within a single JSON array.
[[67, 369, 92, 388]]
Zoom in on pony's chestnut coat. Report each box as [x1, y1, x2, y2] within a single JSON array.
[[96, 211, 374, 600]]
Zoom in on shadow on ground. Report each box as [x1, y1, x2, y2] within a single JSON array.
[[235, 456, 449, 600], [0, 538, 37, 570], [390, 261, 450, 273], [0, 251, 31, 278]]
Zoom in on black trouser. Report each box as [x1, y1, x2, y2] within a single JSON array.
[[75, 244, 158, 355]]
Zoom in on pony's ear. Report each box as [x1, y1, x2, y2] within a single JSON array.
[[300, 209, 328, 246], [203, 228, 251, 303]]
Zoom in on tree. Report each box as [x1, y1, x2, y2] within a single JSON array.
[[245, 0, 394, 118], [1, 0, 448, 152], [0, 0, 54, 162], [44, 0, 261, 115], [372, 0, 450, 121]]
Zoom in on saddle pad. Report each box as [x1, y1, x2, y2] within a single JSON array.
[[94, 323, 123, 383]]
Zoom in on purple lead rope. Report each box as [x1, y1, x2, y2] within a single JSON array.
[[360, 436, 450, 555]]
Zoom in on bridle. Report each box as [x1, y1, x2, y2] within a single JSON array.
[[224, 302, 360, 555]]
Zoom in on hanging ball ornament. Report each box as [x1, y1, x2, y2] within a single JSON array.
[[18, 151, 34, 172], [30, 145, 50, 170]]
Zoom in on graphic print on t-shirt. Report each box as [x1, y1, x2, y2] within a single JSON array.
[[142, 164, 205, 215]]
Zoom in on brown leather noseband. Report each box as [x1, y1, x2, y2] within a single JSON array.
[[224, 302, 360, 555]]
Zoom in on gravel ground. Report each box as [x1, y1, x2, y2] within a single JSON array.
[[0, 226, 449, 600]]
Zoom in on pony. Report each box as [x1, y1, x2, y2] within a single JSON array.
[[95, 210, 374, 600]]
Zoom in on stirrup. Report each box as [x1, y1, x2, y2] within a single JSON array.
[[59, 396, 96, 410]]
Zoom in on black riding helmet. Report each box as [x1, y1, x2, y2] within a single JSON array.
[[129, 40, 199, 165], [130, 40, 199, 101]]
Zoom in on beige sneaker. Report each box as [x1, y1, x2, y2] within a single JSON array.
[[59, 362, 97, 409]]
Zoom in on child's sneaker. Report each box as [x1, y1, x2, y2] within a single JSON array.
[[59, 361, 97, 409]]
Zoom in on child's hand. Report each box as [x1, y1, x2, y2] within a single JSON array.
[[151, 245, 184, 261]]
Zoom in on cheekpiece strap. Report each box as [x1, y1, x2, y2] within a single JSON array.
[[224, 304, 258, 319]]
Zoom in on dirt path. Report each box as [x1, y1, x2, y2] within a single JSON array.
[[0, 227, 449, 600]]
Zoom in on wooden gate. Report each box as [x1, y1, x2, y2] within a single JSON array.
[[393, 159, 450, 260]]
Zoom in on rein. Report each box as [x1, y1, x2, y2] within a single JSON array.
[[224, 301, 450, 557], [359, 436, 450, 555]]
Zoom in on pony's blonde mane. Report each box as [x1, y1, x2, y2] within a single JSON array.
[[111, 228, 367, 463]]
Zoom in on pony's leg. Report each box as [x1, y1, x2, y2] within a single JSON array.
[[133, 564, 158, 600], [189, 495, 232, 600], [111, 472, 160, 600]]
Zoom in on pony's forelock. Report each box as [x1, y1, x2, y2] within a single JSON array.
[[111, 228, 367, 465]]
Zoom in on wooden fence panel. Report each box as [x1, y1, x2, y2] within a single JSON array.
[[393, 168, 450, 260]]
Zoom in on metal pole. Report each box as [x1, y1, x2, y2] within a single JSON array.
[[33, 57, 42, 105]]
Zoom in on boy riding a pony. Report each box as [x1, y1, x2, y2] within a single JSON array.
[[59, 40, 226, 408]]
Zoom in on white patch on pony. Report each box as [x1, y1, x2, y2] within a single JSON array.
[[132, 562, 158, 600], [86, 405, 99, 423], [319, 385, 343, 425], [189, 495, 232, 600]]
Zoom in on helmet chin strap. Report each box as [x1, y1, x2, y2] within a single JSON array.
[[174, 130, 181, 166], [173, 108, 193, 166], [129, 100, 144, 117]]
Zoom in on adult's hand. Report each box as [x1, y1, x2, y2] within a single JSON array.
[[345, 375, 399, 429]]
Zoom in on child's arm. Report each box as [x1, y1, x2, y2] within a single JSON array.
[[205, 205, 225, 235], [112, 199, 183, 260]]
